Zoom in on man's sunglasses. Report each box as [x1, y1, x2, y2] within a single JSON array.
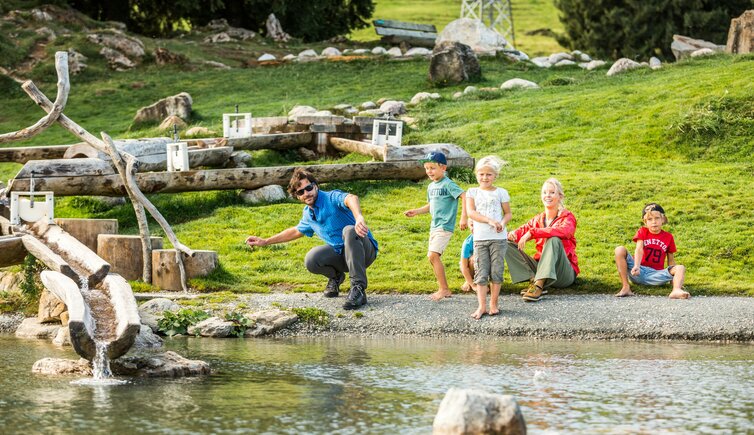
[[296, 183, 316, 196]]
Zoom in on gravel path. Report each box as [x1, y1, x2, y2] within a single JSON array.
[[230, 293, 754, 342]]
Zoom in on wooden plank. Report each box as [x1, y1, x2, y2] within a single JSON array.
[[373, 19, 437, 33]]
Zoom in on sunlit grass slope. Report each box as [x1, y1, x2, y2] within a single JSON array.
[[1, 52, 752, 296]]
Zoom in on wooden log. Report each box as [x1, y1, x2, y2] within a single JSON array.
[[373, 19, 437, 33], [40, 270, 96, 360], [98, 273, 141, 359], [0, 52, 69, 144], [23, 221, 111, 288], [9, 161, 449, 196], [54, 218, 118, 252], [252, 116, 289, 134], [384, 143, 475, 166], [63, 138, 170, 160], [21, 235, 78, 283], [97, 235, 163, 281], [329, 137, 384, 160], [62, 142, 107, 159], [0, 235, 28, 267], [226, 132, 313, 150], [135, 146, 234, 172], [152, 249, 219, 291], [0, 145, 71, 163]]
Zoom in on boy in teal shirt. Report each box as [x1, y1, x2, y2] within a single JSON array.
[[404, 151, 468, 300]]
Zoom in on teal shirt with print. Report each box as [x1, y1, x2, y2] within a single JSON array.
[[427, 176, 465, 232]]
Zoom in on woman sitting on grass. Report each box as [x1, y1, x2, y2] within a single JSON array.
[[505, 178, 579, 302]]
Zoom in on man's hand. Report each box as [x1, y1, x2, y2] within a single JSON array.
[[245, 236, 268, 247], [404, 209, 418, 217], [459, 216, 468, 230], [354, 216, 369, 237]]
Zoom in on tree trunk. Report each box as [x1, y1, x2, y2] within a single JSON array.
[[9, 161, 432, 196], [329, 137, 384, 160], [0, 145, 71, 163], [151, 249, 218, 291], [225, 132, 312, 150]]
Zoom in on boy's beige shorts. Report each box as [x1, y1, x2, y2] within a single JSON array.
[[427, 229, 453, 255]]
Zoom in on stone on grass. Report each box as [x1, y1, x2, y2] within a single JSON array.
[[203, 60, 230, 69], [501, 78, 539, 90], [352, 48, 369, 54], [502, 49, 529, 61], [282, 54, 296, 61], [585, 60, 606, 70], [185, 126, 214, 137], [298, 49, 318, 58], [649, 57, 662, 70], [360, 101, 377, 110], [379, 100, 407, 116], [240, 185, 287, 204], [154, 47, 188, 65], [387, 47, 403, 57], [410, 92, 433, 105], [15, 318, 60, 339], [371, 46, 388, 55], [87, 31, 145, 58], [245, 309, 299, 337], [726, 10, 754, 54], [133, 92, 192, 125], [288, 105, 318, 121], [67, 48, 87, 74], [691, 48, 716, 57], [452, 91, 464, 99], [530, 57, 551, 68], [432, 388, 526, 435], [100, 47, 135, 70], [549, 52, 573, 64], [158, 115, 187, 131], [606, 58, 643, 76], [138, 298, 180, 332], [553, 59, 576, 67], [187, 317, 234, 338], [437, 18, 508, 55], [258, 53, 276, 61], [463, 86, 478, 94], [321, 47, 342, 57], [204, 32, 232, 44], [405, 47, 432, 57], [429, 41, 481, 86], [671, 34, 725, 61]]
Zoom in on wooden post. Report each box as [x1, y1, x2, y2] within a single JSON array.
[[152, 249, 218, 291], [97, 235, 163, 281], [54, 218, 118, 252]]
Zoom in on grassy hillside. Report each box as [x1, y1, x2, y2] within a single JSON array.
[[1, 4, 752, 298]]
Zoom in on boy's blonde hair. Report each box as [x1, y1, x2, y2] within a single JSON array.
[[642, 203, 668, 224], [475, 155, 507, 175], [543, 177, 566, 211]]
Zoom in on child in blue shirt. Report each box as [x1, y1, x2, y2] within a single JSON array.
[[404, 151, 468, 300]]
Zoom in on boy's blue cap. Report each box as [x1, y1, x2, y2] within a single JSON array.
[[642, 203, 665, 219], [419, 151, 447, 166]]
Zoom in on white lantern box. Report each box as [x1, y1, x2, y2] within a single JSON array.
[[10, 191, 55, 225], [223, 113, 253, 139], [372, 119, 403, 147], [167, 142, 190, 172]]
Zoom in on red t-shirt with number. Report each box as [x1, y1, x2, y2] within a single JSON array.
[[633, 227, 676, 270]]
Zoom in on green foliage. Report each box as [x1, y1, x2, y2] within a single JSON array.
[[554, 0, 754, 60], [20, 255, 45, 301], [0, 291, 28, 313], [157, 308, 210, 336], [223, 311, 255, 337], [352, 311, 364, 318], [291, 307, 330, 326]]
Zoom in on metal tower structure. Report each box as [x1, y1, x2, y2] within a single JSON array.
[[460, 0, 516, 49]]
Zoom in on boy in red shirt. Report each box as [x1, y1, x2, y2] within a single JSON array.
[[614, 203, 690, 299]]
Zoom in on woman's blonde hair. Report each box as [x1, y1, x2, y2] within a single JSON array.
[[475, 155, 507, 175], [542, 177, 566, 210]]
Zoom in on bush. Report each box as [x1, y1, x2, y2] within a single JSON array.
[[157, 308, 210, 336], [555, 0, 754, 60]]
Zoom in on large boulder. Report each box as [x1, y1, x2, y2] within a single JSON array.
[[671, 35, 725, 61], [32, 352, 210, 378], [244, 309, 298, 337], [436, 18, 508, 55], [15, 317, 60, 339], [87, 31, 145, 58], [100, 47, 135, 71], [38, 288, 66, 323], [240, 185, 287, 205], [726, 10, 754, 54], [429, 41, 481, 86], [153, 47, 188, 65], [606, 58, 643, 76], [133, 92, 193, 125], [138, 297, 180, 332], [67, 48, 87, 74], [187, 316, 233, 338], [432, 388, 526, 435]]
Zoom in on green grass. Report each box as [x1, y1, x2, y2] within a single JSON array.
[[349, 0, 565, 56], [1, 7, 753, 298]]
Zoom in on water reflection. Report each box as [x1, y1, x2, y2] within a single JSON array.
[[0, 335, 752, 434]]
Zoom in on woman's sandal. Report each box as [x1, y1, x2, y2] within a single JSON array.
[[520, 287, 548, 296], [522, 284, 545, 302]]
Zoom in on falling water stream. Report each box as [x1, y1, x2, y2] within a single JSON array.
[[70, 275, 127, 386]]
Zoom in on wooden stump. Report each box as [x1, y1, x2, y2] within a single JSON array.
[[55, 218, 118, 251], [97, 235, 163, 281], [152, 249, 218, 291]]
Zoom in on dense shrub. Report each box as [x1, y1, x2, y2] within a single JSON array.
[[555, 0, 754, 60], [65, 0, 373, 40]]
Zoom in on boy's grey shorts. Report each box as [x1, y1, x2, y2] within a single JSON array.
[[626, 253, 674, 286], [473, 239, 507, 285]]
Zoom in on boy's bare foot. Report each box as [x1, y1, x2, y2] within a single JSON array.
[[669, 289, 691, 299], [488, 306, 500, 316], [429, 289, 453, 301], [615, 288, 635, 297], [461, 282, 474, 293], [470, 308, 486, 320]]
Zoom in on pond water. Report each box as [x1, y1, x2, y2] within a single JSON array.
[[0, 335, 752, 434]]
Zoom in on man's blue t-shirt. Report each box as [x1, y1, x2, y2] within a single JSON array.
[[428, 176, 465, 232], [296, 189, 378, 254]]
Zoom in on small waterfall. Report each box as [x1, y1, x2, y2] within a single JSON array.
[[71, 275, 127, 386]]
